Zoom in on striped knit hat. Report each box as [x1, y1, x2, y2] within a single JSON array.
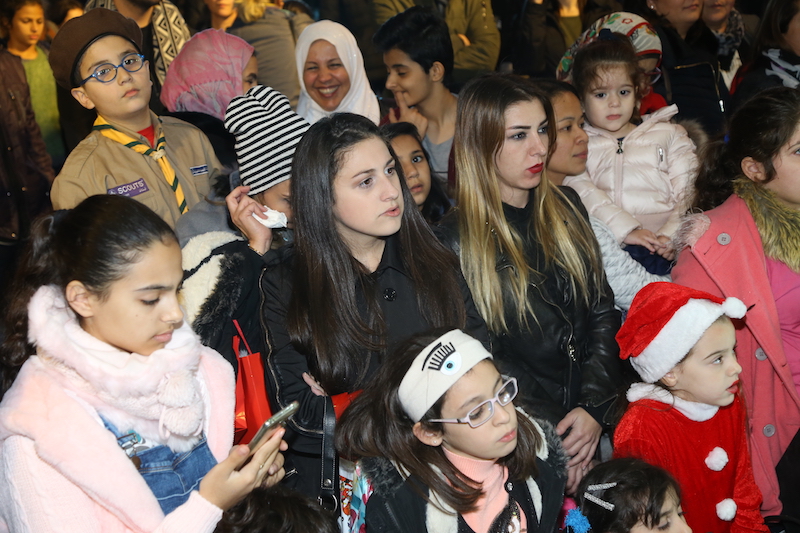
[[224, 86, 310, 196]]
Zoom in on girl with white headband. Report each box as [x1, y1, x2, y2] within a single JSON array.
[[337, 328, 567, 533]]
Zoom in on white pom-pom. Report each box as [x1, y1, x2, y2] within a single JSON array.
[[252, 207, 287, 228], [722, 297, 746, 319], [716, 499, 737, 521], [705, 447, 729, 471]]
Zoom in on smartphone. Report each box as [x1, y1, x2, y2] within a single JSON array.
[[248, 401, 299, 451]]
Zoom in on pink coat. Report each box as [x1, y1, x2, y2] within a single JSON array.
[[672, 194, 800, 516], [0, 288, 236, 532]]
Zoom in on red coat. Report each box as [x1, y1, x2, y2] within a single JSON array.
[[615, 392, 766, 533], [672, 194, 800, 515]]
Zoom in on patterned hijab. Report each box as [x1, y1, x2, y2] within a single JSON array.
[[295, 20, 379, 124], [160, 29, 255, 121], [557, 12, 662, 81]]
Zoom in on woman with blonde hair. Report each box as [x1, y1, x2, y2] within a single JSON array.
[[438, 74, 622, 495]]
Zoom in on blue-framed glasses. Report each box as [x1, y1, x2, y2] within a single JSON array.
[[80, 53, 146, 85], [428, 377, 518, 428]]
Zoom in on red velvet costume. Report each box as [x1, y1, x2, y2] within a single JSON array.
[[615, 387, 767, 533]]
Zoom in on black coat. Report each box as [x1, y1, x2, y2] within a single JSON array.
[[0, 49, 54, 246], [360, 414, 568, 533], [652, 22, 729, 135], [260, 234, 490, 498], [436, 187, 622, 428]]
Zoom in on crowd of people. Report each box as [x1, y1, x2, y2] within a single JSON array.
[[1, 0, 799, 532]]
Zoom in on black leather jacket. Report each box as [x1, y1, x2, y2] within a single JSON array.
[[436, 187, 622, 428]]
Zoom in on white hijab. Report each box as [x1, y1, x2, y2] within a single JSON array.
[[295, 20, 380, 124]]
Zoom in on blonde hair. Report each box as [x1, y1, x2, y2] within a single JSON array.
[[455, 75, 605, 333], [234, 0, 277, 24]]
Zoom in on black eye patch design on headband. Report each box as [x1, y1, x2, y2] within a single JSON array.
[[422, 342, 462, 375]]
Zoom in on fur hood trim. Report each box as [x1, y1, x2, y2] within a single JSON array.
[[27, 285, 207, 451], [181, 231, 243, 325], [673, 212, 712, 252], [735, 178, 800, 272]]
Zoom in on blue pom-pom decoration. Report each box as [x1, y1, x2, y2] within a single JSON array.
[[565, 508, 591, 533]]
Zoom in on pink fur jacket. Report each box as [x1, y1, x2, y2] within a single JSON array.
[[0, 286, 236, 532]]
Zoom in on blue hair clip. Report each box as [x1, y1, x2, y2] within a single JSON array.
[[565, 508, 592, 533], [723, 133, 730, 144]]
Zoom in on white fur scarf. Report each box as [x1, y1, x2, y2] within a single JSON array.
[[27, 285, 206, 452]]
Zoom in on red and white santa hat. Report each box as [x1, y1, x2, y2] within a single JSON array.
[[616, 282, 747, 383]]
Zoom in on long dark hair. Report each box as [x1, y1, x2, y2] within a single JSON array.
[[691, 86, 800, 211], [287, 113, 467, 395], [336, 329, 543, 513], [0, 195, 177, 397], [380, 121, 452, 224]]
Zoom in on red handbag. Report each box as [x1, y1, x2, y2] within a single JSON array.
[[232, 319, 272, 445]]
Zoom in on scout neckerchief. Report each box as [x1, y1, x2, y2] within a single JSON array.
[[93, 115, 188, 213]]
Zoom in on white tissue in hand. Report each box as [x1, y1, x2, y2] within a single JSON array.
[[252, 206, 287, 228]]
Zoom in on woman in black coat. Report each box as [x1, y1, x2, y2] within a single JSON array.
[[624, 0, 730, 134]]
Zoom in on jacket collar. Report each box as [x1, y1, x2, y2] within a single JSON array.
[[627, 382, 719, 421], [374, 233, 409, 277]]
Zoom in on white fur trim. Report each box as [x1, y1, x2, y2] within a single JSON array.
[[180, 232, 243, 325], [627, 383, 719, 422], [705, 447, 729, 471], [632, 297, 746, 383], [716, 498, 737, 521]]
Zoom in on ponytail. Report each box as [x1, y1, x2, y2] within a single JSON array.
[[0, 195, 176, 398]]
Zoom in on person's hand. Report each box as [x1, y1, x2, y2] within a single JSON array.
[[565, 462, 587, 496], [457, 33, 471, 47], [226, 185, 272, 255], [623, 228, 661, 253], [303, 372, 327, 396], [556, 407, 602, 469], [198, 427, 288, 511], [389, 92, 428, 139], [655, 235, 675, 261]]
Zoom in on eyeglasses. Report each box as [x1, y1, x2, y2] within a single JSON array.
[[427, 377, 518, 428], [80, 53, 146, 85], [645, 67, 662, 85]]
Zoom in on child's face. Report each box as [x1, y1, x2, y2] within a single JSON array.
[[256, 179, 293, 228], [71, 35, 152, 122], [5, 3, 44, 52], [332, 137, 403, 251], [629, 492, 691, 533], [546, 91, 588, 185], [663, 319, 742, 407], [437, 360, 519, 462], [583, 65, 637, 137], [383, 48, 435, 108], [745, 122, 800, 211], [390, 134, 431, 208], [68, 239, 184, 356]]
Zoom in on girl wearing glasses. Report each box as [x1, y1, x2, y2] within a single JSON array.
[[337, 329, 567, 533], [563, 34, 698, 275]]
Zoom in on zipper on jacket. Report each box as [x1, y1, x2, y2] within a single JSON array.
[[616, 139, 623, 154], [672, 61, 724, 112]]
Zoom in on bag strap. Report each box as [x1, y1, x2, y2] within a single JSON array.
[[232, 319, 253, 355], [318, 397, 339, 513]]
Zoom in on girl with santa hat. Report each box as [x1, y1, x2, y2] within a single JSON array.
[[613, 282, 768, 533]]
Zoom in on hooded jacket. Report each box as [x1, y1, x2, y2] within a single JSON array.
[[0, 286, 235, 532]]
